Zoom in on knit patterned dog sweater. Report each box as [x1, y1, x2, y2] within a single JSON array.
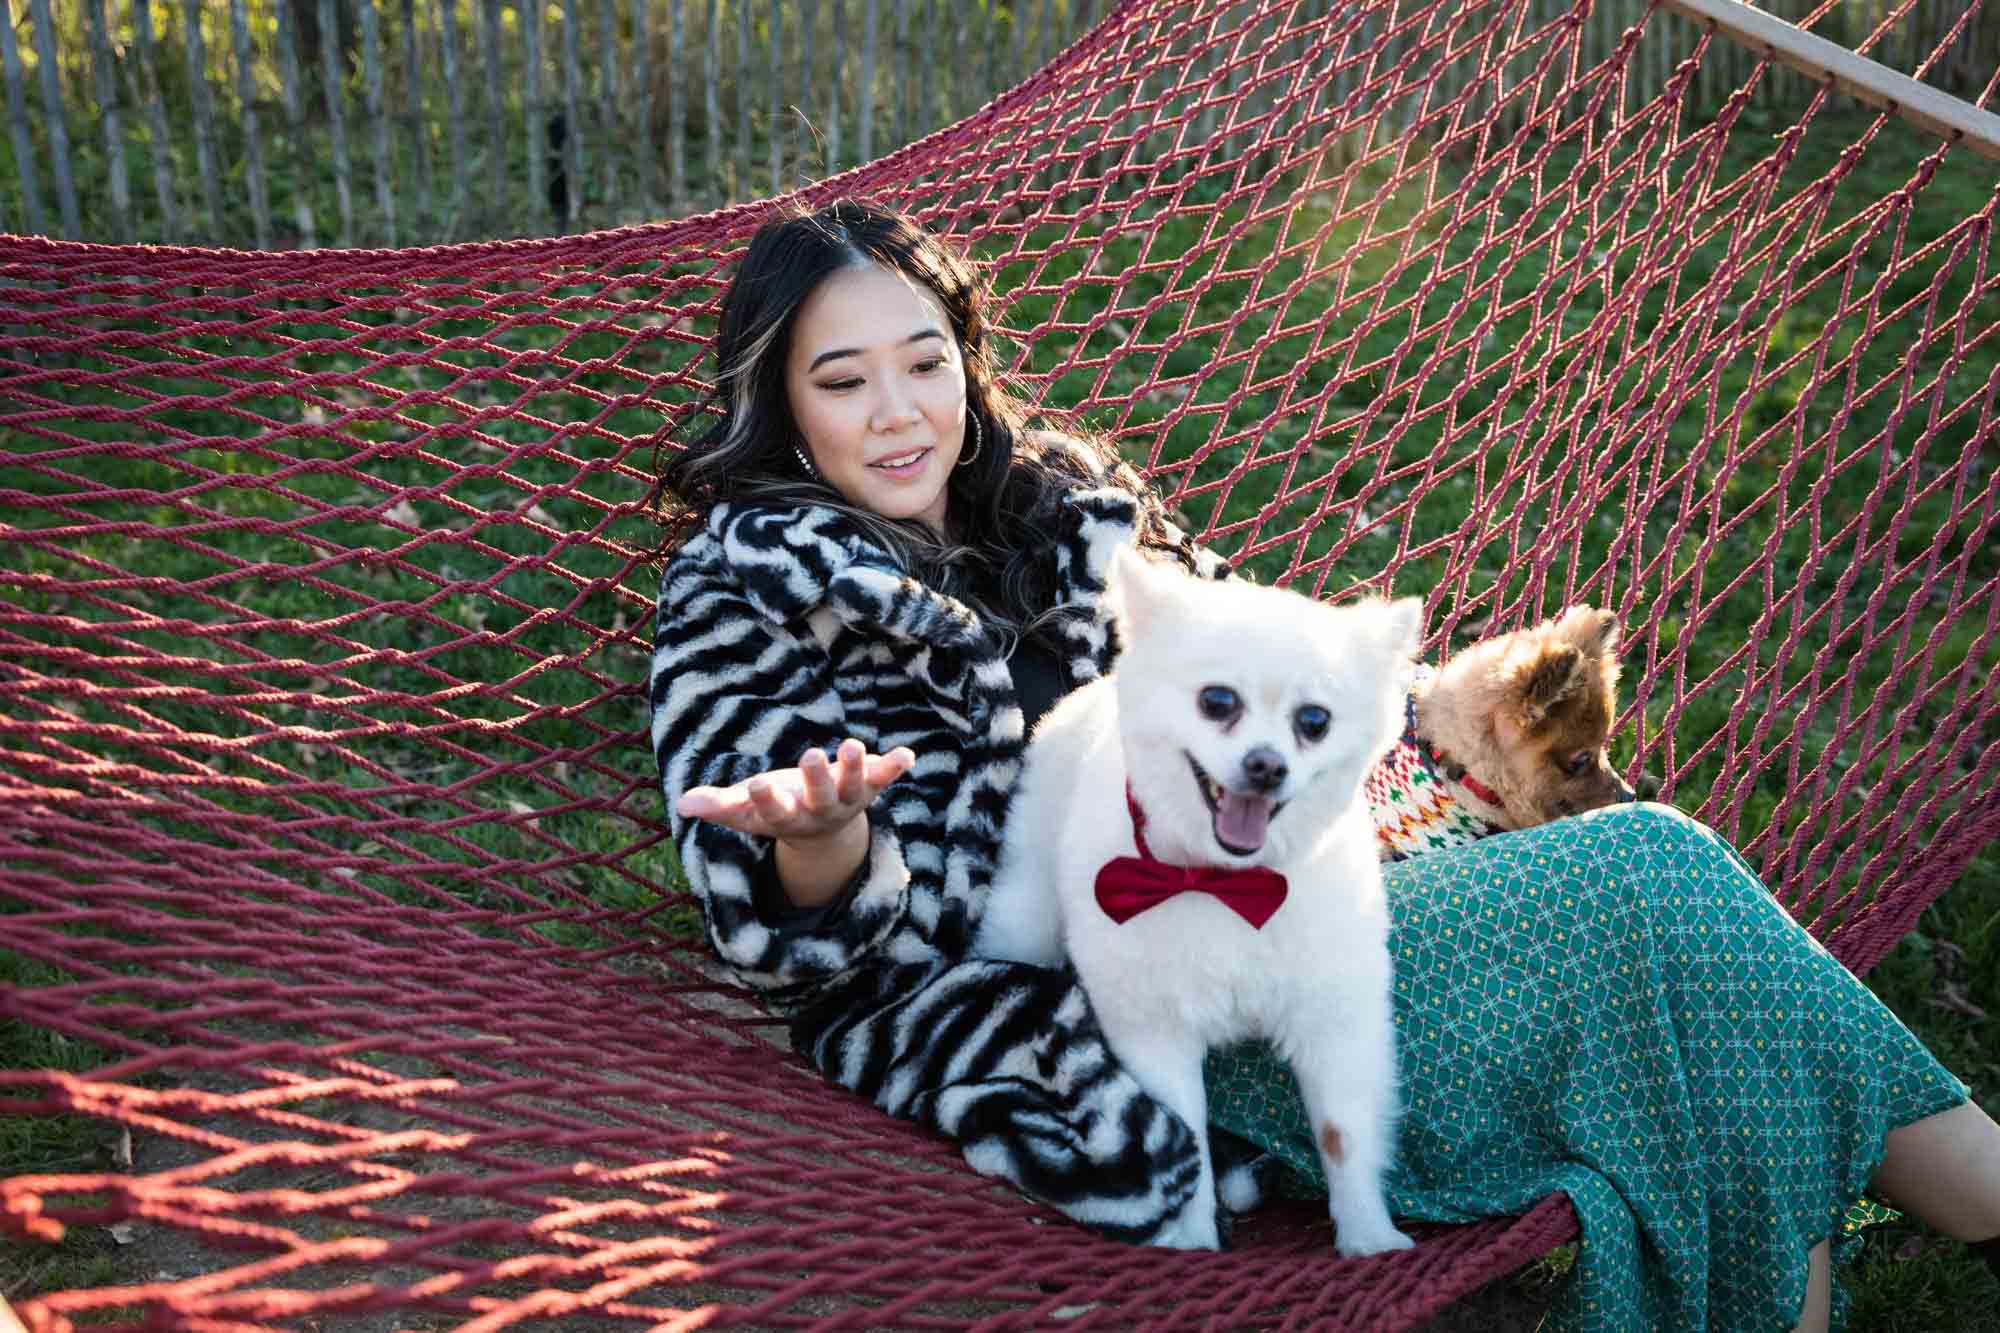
[[1364, 669, 1512, 863]]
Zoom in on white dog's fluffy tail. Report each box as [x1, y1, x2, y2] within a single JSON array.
[[1211, 1128, 1281, 1214]]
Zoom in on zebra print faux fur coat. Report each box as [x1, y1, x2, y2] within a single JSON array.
[[649, 471, 1262, 1244]]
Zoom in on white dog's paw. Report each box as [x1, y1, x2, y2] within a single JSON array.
[[1333, 1218, 1415, 1258]]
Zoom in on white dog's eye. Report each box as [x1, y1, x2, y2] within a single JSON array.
[[1294, 704, 1331, 743], [1197, 685, 1240, 722]]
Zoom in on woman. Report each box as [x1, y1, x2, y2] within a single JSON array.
[[649, 200, 2000, 1331]]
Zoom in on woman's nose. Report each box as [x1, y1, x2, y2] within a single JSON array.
[[871, 377, 922, 430]]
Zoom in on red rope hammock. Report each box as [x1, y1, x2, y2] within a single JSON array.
[[3, 0, 1997, 1325]]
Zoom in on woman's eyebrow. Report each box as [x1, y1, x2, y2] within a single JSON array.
[[807, 328, 946, 374]]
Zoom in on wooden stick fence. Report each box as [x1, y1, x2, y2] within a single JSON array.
[[0, 0, 1994, 248], [1662, 0, 2000, 159]]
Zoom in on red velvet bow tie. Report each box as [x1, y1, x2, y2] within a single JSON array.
[[1093, 786, 1289, 929]]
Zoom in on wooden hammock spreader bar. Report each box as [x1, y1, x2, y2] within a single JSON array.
[[1660, 0, 2000, 162]]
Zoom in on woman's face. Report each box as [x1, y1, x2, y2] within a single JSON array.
[[784, 261, 969, 537]]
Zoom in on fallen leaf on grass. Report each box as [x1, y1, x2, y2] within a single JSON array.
[[1894, 1234, 1926, 1261], [111, 1127, 132, 1169], [109, 1222, 136, 1245]]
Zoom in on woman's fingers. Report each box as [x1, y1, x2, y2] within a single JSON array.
[[800, 747, 839, 815], [864, 746, 916, 795], [675, 785, 741, 820], [746, 775, 798, 827], [832, 738, 867, 805], [676, 744, 918, 837]]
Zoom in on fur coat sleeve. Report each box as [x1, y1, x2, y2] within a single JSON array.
[[651, 510, 918, 1002], [651, 467, 1264, 1242]]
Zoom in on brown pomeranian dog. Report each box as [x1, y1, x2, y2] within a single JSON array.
[[1365, 606, 1635, 862]]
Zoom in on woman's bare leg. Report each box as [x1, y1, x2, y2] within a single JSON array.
[[1790, 1240, 1831, 1333], [1782, 1104, 2000, 1333], [1872, 1101, 2000, 1242]]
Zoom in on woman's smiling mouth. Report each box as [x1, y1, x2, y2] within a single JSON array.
[[870, 447, 933, 477]]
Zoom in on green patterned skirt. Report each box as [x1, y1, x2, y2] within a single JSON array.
[[1204, 802, 1967, 1332]]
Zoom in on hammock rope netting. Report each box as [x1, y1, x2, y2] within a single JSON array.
[[3, 0, 1998, 1325]]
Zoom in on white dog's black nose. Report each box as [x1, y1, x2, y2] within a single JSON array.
[[1241, 746, 1288, 793]]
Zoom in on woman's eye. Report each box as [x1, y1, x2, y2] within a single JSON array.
[[912, 357, 945, 374], [1294, 705, 1331, 742], [819, 376, 863, 391], [1196, 686, 1240, 721]]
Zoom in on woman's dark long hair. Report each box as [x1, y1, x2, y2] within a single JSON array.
[[655, 199, 1185, 647]]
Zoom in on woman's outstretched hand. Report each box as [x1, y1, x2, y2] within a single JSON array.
[[677, 739, 916, 909], [676, 738, 916, 846]]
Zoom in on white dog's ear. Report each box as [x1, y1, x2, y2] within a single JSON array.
[[1105, 544, 1181, 641], [1382, 596, 1425, 659]]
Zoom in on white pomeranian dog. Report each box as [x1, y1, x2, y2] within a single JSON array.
[[976, 546, 1421, 1255]]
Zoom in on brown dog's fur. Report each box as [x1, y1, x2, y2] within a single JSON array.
[[1413, 607, 1634, 829]]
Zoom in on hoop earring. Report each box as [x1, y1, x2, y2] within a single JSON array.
[[958, 414, 983, 467], [793, 445, 818, 478]]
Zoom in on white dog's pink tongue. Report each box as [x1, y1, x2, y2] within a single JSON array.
[[1214, 792, 1274, 850]]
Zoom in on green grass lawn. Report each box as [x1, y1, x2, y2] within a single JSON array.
[[3, 89, 1997, 1325]]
